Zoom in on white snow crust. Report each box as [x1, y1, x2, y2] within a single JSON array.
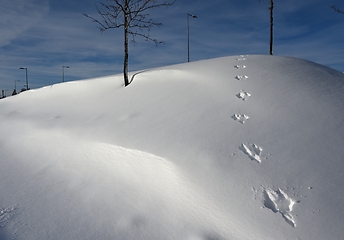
[[0, 55, 344, 239]]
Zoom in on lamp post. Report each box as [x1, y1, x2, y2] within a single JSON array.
[[187, 13, 197, 62], [19, 67, 29, 90], [14, 80, 20, 95], [62, 66, 69, 82]]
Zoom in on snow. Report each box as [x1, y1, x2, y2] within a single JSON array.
[[0, 55, 344, 239]]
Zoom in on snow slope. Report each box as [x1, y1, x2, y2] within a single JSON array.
[[0, 55, 344, 239]]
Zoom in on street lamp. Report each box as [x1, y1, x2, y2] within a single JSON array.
[[187, 13, 197, 62], [14, 80, 20, 95], [62, 66, 69, 82], [19, 67, 29, 90]]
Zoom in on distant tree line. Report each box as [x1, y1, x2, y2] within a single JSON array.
[[0, 88, 27, 99]]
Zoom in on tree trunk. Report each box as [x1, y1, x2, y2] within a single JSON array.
[[123, 0, 129, 87], [269, 0, 274, 55], [124, 27, 129, 86]]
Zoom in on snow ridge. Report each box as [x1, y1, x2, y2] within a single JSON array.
[[1, 55, 344, 239]]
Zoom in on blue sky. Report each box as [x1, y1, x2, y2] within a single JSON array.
[[1, 0, 343, 92]]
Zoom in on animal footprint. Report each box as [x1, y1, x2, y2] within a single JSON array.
[[232, 113, 249, 124], [234, 65, 246, 69], [263, 187, 297, 227], [240, 143, 262, 163], [237, 90, 251, 101], [0, 206, 17, 229], [235, 75, 248, 80]]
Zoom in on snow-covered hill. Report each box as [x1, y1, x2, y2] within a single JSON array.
[[0, 55, 344, 240]]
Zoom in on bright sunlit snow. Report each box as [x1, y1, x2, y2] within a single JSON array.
[[0, 55, 344, 239]]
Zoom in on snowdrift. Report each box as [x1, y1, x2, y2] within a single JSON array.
[[0, 55, 344, 240]]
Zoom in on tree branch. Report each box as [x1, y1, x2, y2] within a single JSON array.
[[84, 0, 174, 39], [84, 0, 175, 87], [331, 5, 344, 14]]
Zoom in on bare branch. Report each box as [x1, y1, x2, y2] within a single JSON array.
[[84, 0, 175, 87], [331, 5, 344, 14], [84, 0, 173, 40], [128, 30, 164, 46]]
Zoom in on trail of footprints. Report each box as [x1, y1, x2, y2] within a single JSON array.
[[233, 56, 250, 124], [232, 56, 297, 227]]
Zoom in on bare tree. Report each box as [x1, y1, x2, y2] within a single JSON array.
[[259, 0, 274, 55], [84, 0, 176, 87], [331, 5, 344, 14]]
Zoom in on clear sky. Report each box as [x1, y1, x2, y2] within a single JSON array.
[[1, 0, 343, 92]]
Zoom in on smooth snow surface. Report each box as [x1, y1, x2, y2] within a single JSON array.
[[1, 55, 344, 239]]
